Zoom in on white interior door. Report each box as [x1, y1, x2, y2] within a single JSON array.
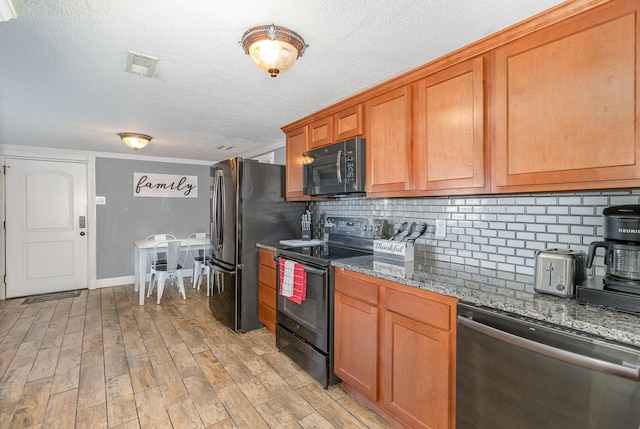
[[5, 158, 88, 298]]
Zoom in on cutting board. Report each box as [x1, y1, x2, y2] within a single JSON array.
[[279, 239, 325, 247]]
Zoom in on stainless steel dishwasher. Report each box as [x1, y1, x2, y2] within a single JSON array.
[[456, 302, 640, 429]]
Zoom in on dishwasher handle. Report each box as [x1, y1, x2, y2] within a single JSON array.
[[458, 315, 640, 381]]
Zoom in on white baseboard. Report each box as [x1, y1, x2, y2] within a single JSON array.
[[96, 269, 195, 288]]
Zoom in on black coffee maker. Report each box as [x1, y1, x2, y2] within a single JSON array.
[[586, 205, 640, 294]]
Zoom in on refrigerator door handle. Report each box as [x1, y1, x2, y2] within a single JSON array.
[[211, 263, 235, 295], [212, 169, 225, 252]]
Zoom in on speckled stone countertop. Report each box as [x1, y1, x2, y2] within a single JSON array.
[[257, 242, 640, 348], [332, 255, 640, 349]]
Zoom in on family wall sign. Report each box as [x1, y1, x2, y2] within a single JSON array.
[[133, 172, 198, 198]]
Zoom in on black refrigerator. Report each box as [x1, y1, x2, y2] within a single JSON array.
[[209, 158, 304, 332]]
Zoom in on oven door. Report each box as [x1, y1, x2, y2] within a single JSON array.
[[276, 258, 329, 353]]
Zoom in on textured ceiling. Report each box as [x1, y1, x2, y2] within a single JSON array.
[[0, 0, 566, 162]]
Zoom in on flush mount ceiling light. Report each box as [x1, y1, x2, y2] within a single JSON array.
[[0, 0, 17, 22], [240, 23, 308, 77], [119, 133, 152, 150]]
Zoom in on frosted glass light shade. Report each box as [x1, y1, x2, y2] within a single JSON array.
[[119, 133, 152, 150], [241, 24, 307, 77]]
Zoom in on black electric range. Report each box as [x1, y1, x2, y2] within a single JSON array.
[[277, 243, 371, 267], [274, 216, 388, 388], [277, 217, 388, 267]]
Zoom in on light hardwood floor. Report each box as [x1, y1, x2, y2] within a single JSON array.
[[0, 280, 394, 429]]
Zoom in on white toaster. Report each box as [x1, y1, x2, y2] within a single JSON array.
[[534, 249, 587, 298]]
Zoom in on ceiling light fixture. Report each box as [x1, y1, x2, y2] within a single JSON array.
[[240, 24, 308, 77], [119, 133, 152, 150], [0, 0, 17, 22]]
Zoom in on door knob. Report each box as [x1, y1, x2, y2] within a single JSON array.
[[80, 231, 86, 236]]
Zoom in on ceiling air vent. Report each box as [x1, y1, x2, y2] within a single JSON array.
[[125, 51, 158, 78]]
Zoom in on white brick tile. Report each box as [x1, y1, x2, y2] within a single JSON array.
[[558, 216, 582, 224], [315, 189, 640, 286], [535, 233, 558, 242], [547, 224, 570, 233], [547, 206, 569, 215]]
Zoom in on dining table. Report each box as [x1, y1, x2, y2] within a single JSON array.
[[133, 237, 209, 305]]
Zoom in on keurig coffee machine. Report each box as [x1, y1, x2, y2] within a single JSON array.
[[579, 205, 640, 313]]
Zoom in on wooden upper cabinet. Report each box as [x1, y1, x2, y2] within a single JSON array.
[[309, 116, 334, 149], [285, 125, 311, 201], [335, 104, 364, 141], [492, 0, 640, 193], [308, 104, 364, 149], [414, 56, 488, 194], [365, 86, 413, 196]]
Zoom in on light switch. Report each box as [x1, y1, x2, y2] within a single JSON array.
[[96, 196, 106, 205], [435, 219, 446, 238]]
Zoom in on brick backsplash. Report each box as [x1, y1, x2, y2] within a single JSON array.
[[311, 190, 640, 277]]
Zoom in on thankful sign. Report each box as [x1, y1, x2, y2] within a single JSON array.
[[133, 173, 198, 198]]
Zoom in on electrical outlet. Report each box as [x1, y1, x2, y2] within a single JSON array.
[[435, 219, 446, 238], [96, 196, 106, 205]]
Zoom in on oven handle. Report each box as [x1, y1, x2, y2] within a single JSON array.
[[274, 256, 328, 276], [303, 265, 327, 276], [458, 315, 640, 381]]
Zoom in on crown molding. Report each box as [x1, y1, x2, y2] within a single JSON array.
[[0, 0, 17, 22]]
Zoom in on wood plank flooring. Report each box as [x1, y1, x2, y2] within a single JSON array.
[[0, 280, 394, 428]]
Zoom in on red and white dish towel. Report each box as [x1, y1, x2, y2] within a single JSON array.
[[279, 259, 307, 304]]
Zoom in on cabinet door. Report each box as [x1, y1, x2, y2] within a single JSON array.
[[382, 309, 450, 429], [415, 56, 487, 194], [285, 126, 311, 201], [258, 248, 277, 333], [335, 104, 364, 141], [492, 0, 640, 193], [309, 116, 334, 149], [365, 86, 413, 196], [334, 269, 379, 400], [334, 291, 378, 400]]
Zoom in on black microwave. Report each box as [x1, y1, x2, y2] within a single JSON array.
[[303, 138, 366, 196]]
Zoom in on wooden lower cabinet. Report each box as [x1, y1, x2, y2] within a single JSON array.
[[258, 248, 277, 333], [334, 268, 457, 429], [382, 288, 454, 429], [334, 269, 379, 401]]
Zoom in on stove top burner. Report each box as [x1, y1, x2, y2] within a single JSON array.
[[278, 243, 371, 267], [277, 216, 388, 267]]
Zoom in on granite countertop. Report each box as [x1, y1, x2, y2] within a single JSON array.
[[257, 241, 640, 348], [332, 254, 640, 349], [256, 242, 282, 252]]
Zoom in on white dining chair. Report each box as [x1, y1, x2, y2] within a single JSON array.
[[145, 234, 177, 265], [189, 232, 211, 294], [147, 240, 190, 304]]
